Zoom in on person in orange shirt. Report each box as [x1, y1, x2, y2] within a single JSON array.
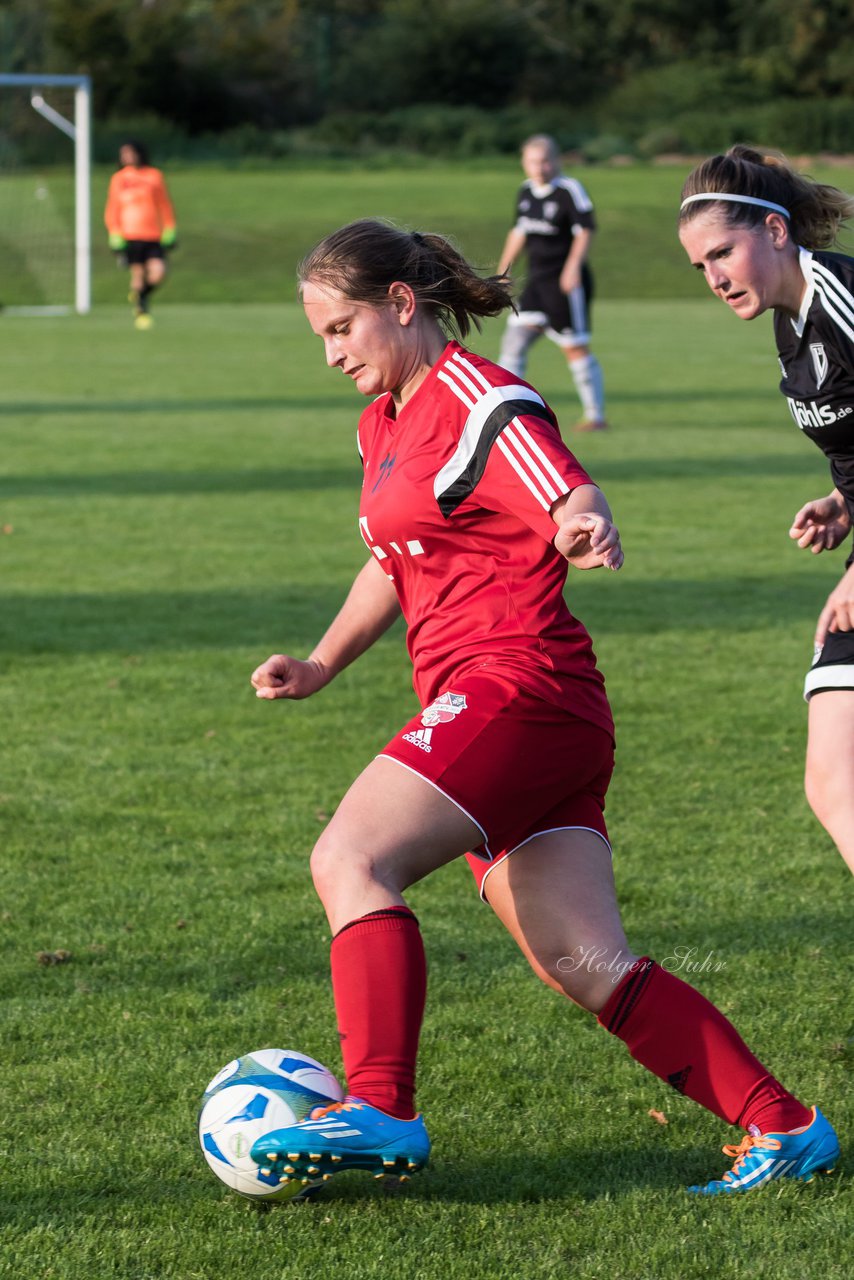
[[104, 140, 177, 329]]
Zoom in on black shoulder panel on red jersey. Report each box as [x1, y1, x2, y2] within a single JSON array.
[[436, 399, 555, 518]]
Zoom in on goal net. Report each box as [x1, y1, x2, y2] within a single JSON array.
[[0, 74, 91, 314]]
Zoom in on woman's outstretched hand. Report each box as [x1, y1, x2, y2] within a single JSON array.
[[555, 511, 623, 570], [250, 654, 329, 700], [789, 492, 851, 554]]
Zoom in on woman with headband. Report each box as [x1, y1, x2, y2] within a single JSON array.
[[678, 144, 854, 876], [245, 217, 838, 1198]]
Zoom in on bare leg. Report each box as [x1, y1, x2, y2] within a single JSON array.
[[484, 828, 637, 1012], [128, 263, 144, 297], [307, 756, 483, 1121], [484, 828, 813, 1136], [805, 689, 854, 873], [144, 258, 167, 290], [310, 755, 483, 933]]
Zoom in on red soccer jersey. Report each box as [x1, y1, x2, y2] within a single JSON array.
[[356, 340, 613, 736]]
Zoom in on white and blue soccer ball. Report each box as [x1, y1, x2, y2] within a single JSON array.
[[198, 1048, 344, 1201]]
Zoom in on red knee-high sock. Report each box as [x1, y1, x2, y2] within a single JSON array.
[[597, 958, 811, 1133], [329, 906, 426, 1120]]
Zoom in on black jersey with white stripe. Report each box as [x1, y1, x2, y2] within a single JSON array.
[[774, 248, 854, 517], [512, 176, 596, 279]]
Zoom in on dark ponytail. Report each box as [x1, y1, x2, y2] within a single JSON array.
[[298, 219, 514, 339]]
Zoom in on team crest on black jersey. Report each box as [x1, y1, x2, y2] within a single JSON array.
[[421, 691, 467, 726], [809, 343, 829, 390]]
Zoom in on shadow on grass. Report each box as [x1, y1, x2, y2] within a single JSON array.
[[574, 572, 824, 634], [0, 575, 824, 655], [0, 585, 348, 654], [0, 396, 351, 416], [0, 465, 361, 499], [604, 388, 777, 404], [6, 1143, 845, 1233], [0, 453, 820, 501], [0, 1170, 211, 1233], [0, 1143, 799, 1230], [268, 1147, 712, 1206], [382, 1145, 762, 1204], [590, 453, 825, 483]]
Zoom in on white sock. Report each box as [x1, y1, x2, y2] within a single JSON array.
[[499, 324, 539, 379], [569, 354, 605, 422]]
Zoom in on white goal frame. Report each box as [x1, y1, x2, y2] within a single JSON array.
[[0, 73, 91, 314]]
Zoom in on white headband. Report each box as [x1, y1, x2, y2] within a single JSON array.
[[680, 192, 790, 218]]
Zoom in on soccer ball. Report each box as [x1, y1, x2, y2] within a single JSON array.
[[198, 1048, 344, 1202]]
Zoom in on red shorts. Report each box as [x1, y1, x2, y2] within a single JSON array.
[[379, 670, 614, 900]]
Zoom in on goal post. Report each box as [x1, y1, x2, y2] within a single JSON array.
[[0, 73, 91, 315]]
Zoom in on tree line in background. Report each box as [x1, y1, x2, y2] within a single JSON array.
[[3, 0, 853, 160]]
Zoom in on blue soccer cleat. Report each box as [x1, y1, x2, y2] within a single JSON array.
[[688, 1106, 839, 1196], [250, 1097, 430, 1186]]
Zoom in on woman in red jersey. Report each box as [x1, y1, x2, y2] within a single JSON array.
[[104, 140, 177, 329], [678, 145, 854, 876], [248, 220, 838, 1196]]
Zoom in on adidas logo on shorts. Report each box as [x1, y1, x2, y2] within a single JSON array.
[[402, 727, 433, 753]]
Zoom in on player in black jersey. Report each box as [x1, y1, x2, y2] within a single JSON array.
[[497, 135, 608, 431], [678, 144, 854, 875]]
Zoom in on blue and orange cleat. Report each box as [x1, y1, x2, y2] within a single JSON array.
[[250, 1097, 430, 1187], [688, 1106, 839, 1196]]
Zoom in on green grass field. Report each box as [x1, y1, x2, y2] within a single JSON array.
[[3, 158, 852, 309], [1, 163, 852, 1279]]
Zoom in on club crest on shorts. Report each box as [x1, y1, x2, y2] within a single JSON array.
[[421, 691, 467, 727]]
